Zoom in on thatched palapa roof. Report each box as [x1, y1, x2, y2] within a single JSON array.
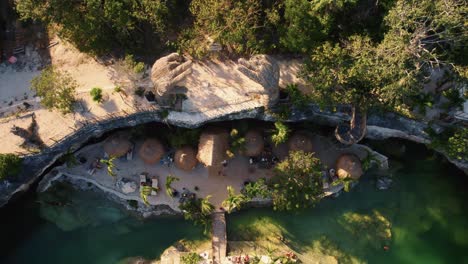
[[243, 130, 264, 157], [103, 133, 132, 158], [336, 154, 363, 180], [139, 138, 164, 164], [197, 128, 229, 167], [288, 131, 313, 153], [175, 146, 198, 171]]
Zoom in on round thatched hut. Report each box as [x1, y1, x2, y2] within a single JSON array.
[[288, 131, 313, 153], [197, 128, 229, 167], [243, 130, 264, 157], [103, 133, 132, 158], [175, 146, 198, 171], [336, 154, 363, 180], [139, 138, 164, 164]]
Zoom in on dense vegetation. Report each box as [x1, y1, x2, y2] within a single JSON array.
[[19, 0, 466, 107], [16, 0, 188, 55], [270, 150, 323, 211], [179, 195, 214, 233], [16, 0, 467, 162], [0, 154, 22, 181], [219, 151, 324, 213], [14, 0, 396, 57], [302, 0, 467, 111]]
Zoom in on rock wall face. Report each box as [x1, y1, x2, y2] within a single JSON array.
[[150, 54, 281, 109], [150, 53, 192, 106], [237, 55, 280, 107], [0, 103, 466, 208]]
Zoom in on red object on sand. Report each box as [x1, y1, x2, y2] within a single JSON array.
[[8, 56, 17, 64]]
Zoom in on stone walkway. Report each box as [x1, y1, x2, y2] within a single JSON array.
[[212, 212, 227, 264]]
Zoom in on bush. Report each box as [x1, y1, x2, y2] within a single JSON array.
[[181, 252, 201, 264], [124, 54, 145, 74], [447, 127, 468, 161], [30, 66, 77, 114], [0, 154, 22, 181], [270, 151, 323, 211], [90, 87, 103, 103], [271, 121, 290, 146], [286, 84, 310, 109]]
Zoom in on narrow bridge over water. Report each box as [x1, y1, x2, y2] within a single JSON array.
[[212, 211, 227, 264]]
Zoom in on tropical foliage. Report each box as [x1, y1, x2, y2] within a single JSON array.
[[222, 186, 248, 214], [279, 0, 356, 53], [16, 0, 176, 54], [100, 156, 117, 177], [243, 178, 270, 199], [179, 195, 214, 233], [0, 154, 22, 181], [165, 175, 180, 198], [270, 150, 323, 211], [180, 0, 265, 57], [229, 128, 246, 154], [140, 185, 158, 206], [181, 252, 202, 264], [271, 121, 290, 146], [30, 66, 77, 114], [302, 0, 468, 111], [447, 127, 468, 161]]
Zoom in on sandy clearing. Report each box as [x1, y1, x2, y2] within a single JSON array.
[[0, 37, 308, 154]]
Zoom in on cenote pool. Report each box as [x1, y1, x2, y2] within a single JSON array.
[[0, 141, 467, 264]]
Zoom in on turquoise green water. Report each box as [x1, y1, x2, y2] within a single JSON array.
[[227, 144, 468, 263], [0, 184, 205, 264], [1, 142, 467, 263]]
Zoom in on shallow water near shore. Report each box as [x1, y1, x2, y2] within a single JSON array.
[[1, 142, 468, 264]]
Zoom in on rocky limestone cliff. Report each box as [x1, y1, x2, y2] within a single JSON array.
[[0, 104, 466, 208], [237, 55, 280, 108]]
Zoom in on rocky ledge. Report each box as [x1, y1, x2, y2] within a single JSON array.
[[0, 104, 466, 208]]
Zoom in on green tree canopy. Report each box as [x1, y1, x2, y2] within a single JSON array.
[[222, 186, 248, 214], [181, 0, 265, 57], [302, 0, 467, 111], [270, 150, 323, 211], [16, 0, 173, 54], [30, 66, 77, 114], [279, 0, 357, 53]]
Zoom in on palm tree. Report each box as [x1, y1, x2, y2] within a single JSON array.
[[140, 185, 158, 205], [222, 186, 247, 214], [100, 156, 117, 177], [271, 121, 290, 146], [200, 195, 215, 216], [165, 175, 180, 198]]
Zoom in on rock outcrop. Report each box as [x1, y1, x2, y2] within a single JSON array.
[[238, 55, 280, 107], [1, 105, 466, 209], [150, 53, 192, 106]]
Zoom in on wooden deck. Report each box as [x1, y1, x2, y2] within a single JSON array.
[[212, 211, 227, 264]]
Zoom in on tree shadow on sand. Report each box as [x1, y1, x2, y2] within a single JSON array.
[[10, 113, 46, 151]]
